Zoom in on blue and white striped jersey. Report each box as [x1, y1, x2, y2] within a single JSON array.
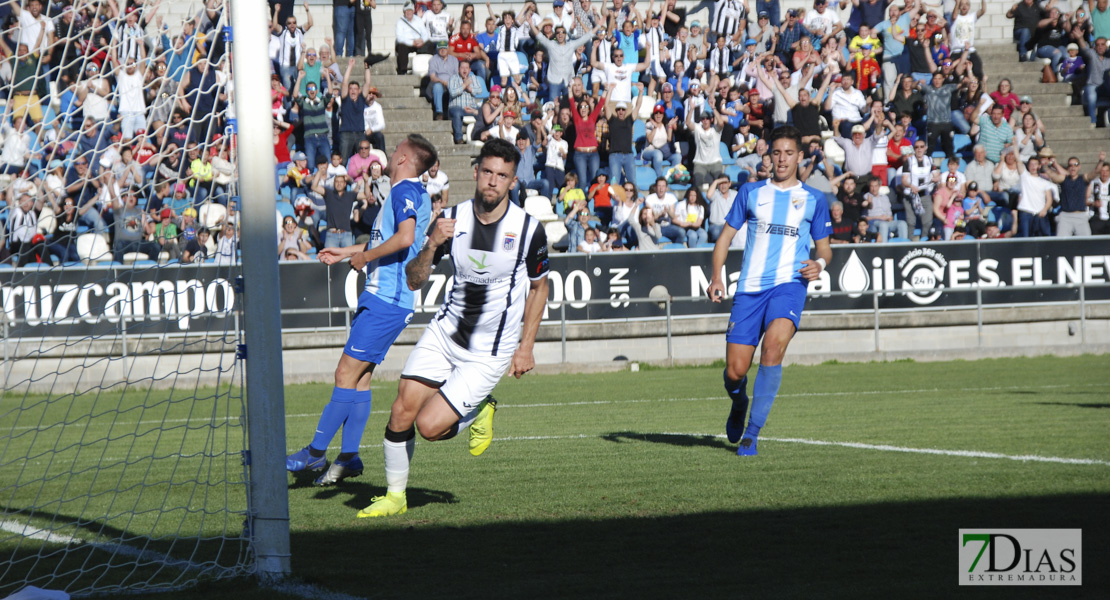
[[363, 178, 431, 309], [724, 179, 831, 294]]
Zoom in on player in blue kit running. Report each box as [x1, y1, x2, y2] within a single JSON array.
[[706, 126, 833, 457], [286, 134, 437, 485]]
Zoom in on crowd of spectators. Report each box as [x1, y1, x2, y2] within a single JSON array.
[[392, 0, 1110, 251], [7, 0, 1110, 268], [0, 0, 240, 267]]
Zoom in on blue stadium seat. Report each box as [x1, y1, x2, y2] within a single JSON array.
[[277, 203, 295, 219], [720, 142, 734, 165], [725, 165, 742, 181], [696, 242, 715, 249], [0, 263, 12, 270], [632, 120, 646, 146], [888, 237, 911, 244], [635, 165, 656, 190]]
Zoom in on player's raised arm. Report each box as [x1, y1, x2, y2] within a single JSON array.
[[406, 216, 455, 290]]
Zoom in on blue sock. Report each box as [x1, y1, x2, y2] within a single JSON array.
[[723, 371, 749, 421], [310, 387, 356, 452], [340, 390, 372, 454], [746, 365, 783, 440]]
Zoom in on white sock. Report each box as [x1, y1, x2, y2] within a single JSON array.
[[383, 437, 414, 494]]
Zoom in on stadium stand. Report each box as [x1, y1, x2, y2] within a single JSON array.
[[4, 0, 1110, 268]]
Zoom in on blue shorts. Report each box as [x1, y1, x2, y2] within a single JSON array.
[[725, 281, 807, 347], [343, 292, 415, 365]]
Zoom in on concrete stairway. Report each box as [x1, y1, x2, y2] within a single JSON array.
[[348, 55, 479, 192], [977, 43, 1110, 168]]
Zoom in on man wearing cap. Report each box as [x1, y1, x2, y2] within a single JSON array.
[[685, 102, 728, 191], [605, 88, 642, 187], [489, 108, 521, 143], [532, 20, 597, 101], [545, 0, 575, 32], [154, 208, 182, 260], [834, 123, 882, 184], [294, 70, 332, 165], [755, 0, 780, 28], [427, 41, 460, 120], [447, 60, 486, 144], [395, 1, 432, 75], [1042, 151, 1107, 237], [777, 8, 814, 65]]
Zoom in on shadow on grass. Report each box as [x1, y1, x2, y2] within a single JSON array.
[[1032, 402, 1110, 409], [290, 493, 1107, 600], [601, 431, 733, 452]]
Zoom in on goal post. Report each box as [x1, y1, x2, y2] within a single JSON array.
[[229, 0, 292, 580]]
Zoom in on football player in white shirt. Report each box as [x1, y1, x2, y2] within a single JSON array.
[[358, 139, 550, 518]]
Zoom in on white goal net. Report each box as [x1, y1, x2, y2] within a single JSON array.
[[0, 0, 263, 595]]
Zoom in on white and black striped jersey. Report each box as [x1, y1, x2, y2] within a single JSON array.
[[710, 0, 746, 38], [708, 43, 735, 76], [670, 38, 688, 72], [430, 200, 549, 356]]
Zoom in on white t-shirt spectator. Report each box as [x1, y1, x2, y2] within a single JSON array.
[[83, 79, 112, 121], [673, 200, 704, 227], [545, 9, 575, 32], [425, 171, 450, 197], [489, 124, 520, 144], [803, 7, 840, 40], [423, 10, 453, 42], [0, 126, 30, 168], [546, 138, 568, 170], [829, 86, 867, 123], [644, 191, 678, 220], [18, 11, 53, 53], [1018, 172, 1054, 215], [605, 63, 637, 103], [692, 125, 724, 165], [363, 102, 385, 134], [117, 69, 147, 113]]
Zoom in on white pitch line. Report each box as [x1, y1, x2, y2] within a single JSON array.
[[7, 382, 1108, 433], [0, 520, 212, 572], [443, 432, 1110, 467]]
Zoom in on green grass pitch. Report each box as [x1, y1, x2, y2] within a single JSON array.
[[7, 355, 1110, 599]]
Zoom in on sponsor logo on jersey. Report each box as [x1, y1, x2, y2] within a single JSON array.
[[755, 221, 800, 237]]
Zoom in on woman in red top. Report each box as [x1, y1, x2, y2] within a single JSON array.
[[989, 79, 1020, 121], [273, 121, 293, 164], [571, 91, 606, 189]]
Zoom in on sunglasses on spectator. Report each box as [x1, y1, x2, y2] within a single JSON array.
[[306, 53, 316, 57], [360, 145, 370, 149], [1069, 162, 1081, 167]]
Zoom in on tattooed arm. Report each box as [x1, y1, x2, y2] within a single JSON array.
[[406, 217, 455, 290]]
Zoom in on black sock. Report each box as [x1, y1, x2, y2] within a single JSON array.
[[336, 452, 356, 462], [724, 372, 749, 419], [308, 446, 326, 458], [385, 425, 416, 443]]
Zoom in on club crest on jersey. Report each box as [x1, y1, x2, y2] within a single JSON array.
[[503, 233, 517, 251], [790, 191, 807, 210]]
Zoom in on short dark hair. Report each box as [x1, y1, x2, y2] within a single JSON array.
[[768, 125, 803, 151], [405, 134, 439, 174], [477, 137, 521, 170]]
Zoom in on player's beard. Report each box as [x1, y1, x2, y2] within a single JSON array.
[[475, 186, 507, 213]]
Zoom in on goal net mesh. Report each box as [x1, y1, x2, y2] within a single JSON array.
[[1, 0, 253, 595]]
